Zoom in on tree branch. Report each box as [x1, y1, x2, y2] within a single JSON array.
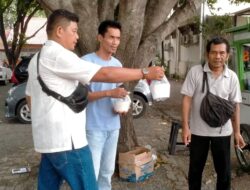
[[25, 21, 46, 42], [142, 0, 178, 40], [97, 0, 117, 21], [37, 0, 54, 12], [0, 0, 14, 13], [134, 0, 201, 68], [72, 0, 99, 54], [116, 0, 147, 68], [22, 5, 41, 35], [0, 13, 12, 63]]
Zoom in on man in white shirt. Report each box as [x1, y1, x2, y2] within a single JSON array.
[[26, 9, 164, 190]]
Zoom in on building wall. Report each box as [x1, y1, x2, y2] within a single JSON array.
[[163, 37, 200, 79]]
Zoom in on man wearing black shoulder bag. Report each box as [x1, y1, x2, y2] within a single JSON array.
[[181, 36, 245, 190], [25, 9, 164, 190]]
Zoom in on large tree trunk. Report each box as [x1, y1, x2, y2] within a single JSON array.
[[37, 0, 202, 152], [119, 109, 138, 152]]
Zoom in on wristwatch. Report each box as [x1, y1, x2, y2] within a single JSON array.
[[141, 68, 149, 79]]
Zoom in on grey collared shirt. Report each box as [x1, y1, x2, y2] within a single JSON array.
[[181, 63, 242, 136]]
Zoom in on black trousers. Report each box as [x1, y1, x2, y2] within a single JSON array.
[[188, 134, 231, 190]]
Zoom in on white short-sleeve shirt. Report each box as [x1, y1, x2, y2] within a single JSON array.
[[181, 63, 242, 137], [26, 40, 101, 153]]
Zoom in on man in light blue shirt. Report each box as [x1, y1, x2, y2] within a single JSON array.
[[82, 20, 127, 190]]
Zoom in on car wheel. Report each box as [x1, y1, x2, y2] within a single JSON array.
[[132, 94, 147, 119], [235, 124, 250, 171], [17, 100, 31, 124]]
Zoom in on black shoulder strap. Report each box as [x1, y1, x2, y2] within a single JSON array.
[[201, 63, 210, 93], [36, 51, 67, 103]]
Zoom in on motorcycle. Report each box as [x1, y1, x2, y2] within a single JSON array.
[[235, 124, 250, 172]]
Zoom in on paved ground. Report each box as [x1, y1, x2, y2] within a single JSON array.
[[0, 80, 249, 190]]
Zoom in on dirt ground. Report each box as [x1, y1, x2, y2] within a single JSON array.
[[0, 80, 250, 189], [152, 79, 250, 190]]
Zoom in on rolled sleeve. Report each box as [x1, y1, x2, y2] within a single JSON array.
[[229, 73, 242, 103], [181, 66, 201, 97]]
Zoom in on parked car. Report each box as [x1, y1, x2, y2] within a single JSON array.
[[5, 82, 31, 124], [5, 79, 152, 124], [11, 55, 33, 85], [6, 54, 152, 122], [133, 79, 152, 118], [0, 63, 12, 85]]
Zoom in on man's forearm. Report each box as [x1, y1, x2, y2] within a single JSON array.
[[91, 66, 164, 83], [92, 67, 143, 83], [88, 87, 128, 102], [88, 91, 111, 102], [232, 103, 240, 134], [26, 96, 31, 111], [182, 95, 192, 129]]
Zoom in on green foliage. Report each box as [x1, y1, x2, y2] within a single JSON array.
[[192, 14, 233, 41], [0, 0, 14, 28], [229, 0, 250, 4], [190, 13, 233, 50], [207, 0, 250, 6], [0, 0, 44, 67], [202, 15, 233, 40], [204, 0, 250, 36], [206, 0, 218, 11], [206, 0, 250, 15], [1, 0, 44, 28]]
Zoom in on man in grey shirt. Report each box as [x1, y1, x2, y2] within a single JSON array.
[[181, 36, 245, 190]]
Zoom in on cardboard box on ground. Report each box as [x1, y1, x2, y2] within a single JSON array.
[[118, 146, 154, 182]]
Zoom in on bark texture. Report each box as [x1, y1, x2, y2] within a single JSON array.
[[37, 0, 201, 152]]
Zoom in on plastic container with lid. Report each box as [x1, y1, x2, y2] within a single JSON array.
[[149, 75, 170, 101], [112, 95, 131, 113]]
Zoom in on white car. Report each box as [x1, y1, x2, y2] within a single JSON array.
[[0, 64, 12, 85]]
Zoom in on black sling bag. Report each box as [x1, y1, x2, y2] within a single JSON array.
[[200, 67, 236, 127], [36, 51, 88, 113]]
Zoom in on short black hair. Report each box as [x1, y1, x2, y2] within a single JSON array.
[[98, 20, 121, 36], [206, 36, 230, 53], [46, 9, 79, 36]]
